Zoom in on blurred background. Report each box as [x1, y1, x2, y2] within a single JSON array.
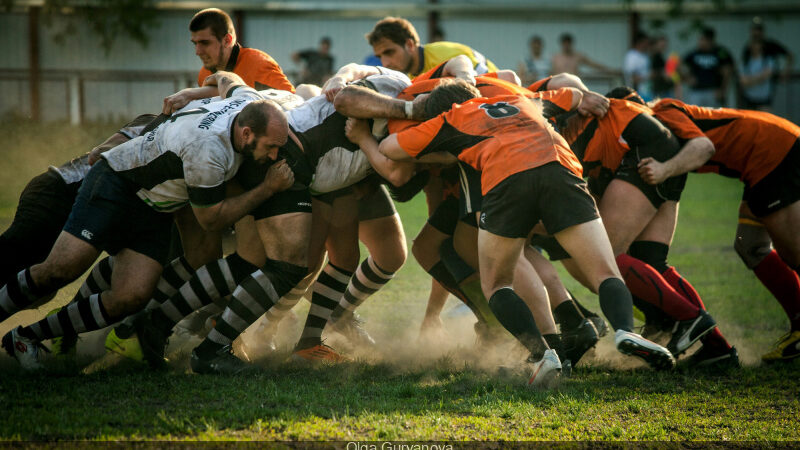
[[1, 0, 799, 123]]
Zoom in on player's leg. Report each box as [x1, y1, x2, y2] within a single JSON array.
[[191, 210, 312, 373]]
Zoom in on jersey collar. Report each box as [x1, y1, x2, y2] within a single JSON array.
[[225, 43, 242, 72], [413, 45, 425, 77]]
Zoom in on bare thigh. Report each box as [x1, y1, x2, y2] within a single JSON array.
[[598, 179, 658, 255], [359, 214, 407, 272]]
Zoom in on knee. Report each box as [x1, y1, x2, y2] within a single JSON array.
[[734, 223, 772, 269], [374, 242, 407, 273]]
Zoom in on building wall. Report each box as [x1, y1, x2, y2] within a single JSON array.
[[1, 6, 800, 121]]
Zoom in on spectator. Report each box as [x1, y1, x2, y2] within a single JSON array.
[[292, 37, 335, 86], [551, 33, 617, 76], [430, 27, 446, 43], [744, 17, 794, 82], [650, 34, 682, 99], [682, 27, 734, 107], [518, 35, 551, 86], [739, 40, 777, 110], [623, 31, 652, 99]]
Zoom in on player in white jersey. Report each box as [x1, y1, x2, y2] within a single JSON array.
[[0, 72, 295, 370]]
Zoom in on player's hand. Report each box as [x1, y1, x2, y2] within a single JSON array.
[[638, 157, 670, 185], [264, 160, 295, 193], [410, 93, 429, 121], [577, 90, 609, 118], [453, 69, 477, 86], [87, 146, 104, 166], [322, 76, 347, 102], [162, 90, 194, 115], [345, 117, 372, 144]]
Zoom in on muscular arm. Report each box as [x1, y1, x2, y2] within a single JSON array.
[[202, 71, 249, 99], [638, 136, 715, 185], [378, 134, 458, 164], [162, 86, 219, 114], [334, 85, 420, 120], [192, 161, 294, 231], [345, 118, 415, 186], [322, 63, 384, 101], [87, 132, 130, 165], [545, 73, 608, 117]]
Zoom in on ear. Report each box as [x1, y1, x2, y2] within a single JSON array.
[[405, 38, 416, 52], [223, 33, 234, 48], [241, 125, 252, 141]]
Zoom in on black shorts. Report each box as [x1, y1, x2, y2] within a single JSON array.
[[457, 162, 482, 221], [529, 234, 572, 261], [63, 160, 173, 264], [428, 195, 459, 235], [357, 184, 397, 221], [0, 171, 80, 281], [480, 163, 600, 239], [251, 188, 312, 220], [744, 139, 800, 217], [613, 152, 687, 208]]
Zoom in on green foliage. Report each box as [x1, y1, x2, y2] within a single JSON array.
[[6, 0, 159, 55]]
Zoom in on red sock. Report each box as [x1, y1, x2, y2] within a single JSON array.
[[616, 254, 700, 321], [662, 266, 706, 310], [661, 267, 731, 349], [753, 250, 800, 331]]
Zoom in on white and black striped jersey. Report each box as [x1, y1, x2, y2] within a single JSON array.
[[49, 114, 158, 185], [286, 69, 411, 194], [101, 87, 269, 213]]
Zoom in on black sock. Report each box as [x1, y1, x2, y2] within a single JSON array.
[[568, 290, 599, 319], [598, 278, 634, 332], [553, 300, 584, 331], [488, 287, 547, 357], [629, 241, 670, 273], [543, 333, 562, 360], [428, 261, 483, 319]]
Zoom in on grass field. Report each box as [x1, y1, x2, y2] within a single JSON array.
[[0, 118, 798, 441]]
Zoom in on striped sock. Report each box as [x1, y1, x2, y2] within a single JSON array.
[[150, 253, 258, 334], [114, 256, 195, 339], [73, 256, 114, 304], [23, 293, 112, 341], [0, 268, 46, 321], [330, 256, 394, 322], [296, 263, 352, 350], [197, 261, 307, 356]]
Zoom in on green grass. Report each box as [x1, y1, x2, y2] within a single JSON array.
[[0, 119, 798, 441]]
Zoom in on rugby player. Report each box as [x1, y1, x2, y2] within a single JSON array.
[[1, 72, 291, 369], [628, 93, 800, 363]]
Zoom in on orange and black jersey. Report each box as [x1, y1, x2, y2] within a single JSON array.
[[652, 99, 800, 186], [527, 76, 553, 93], [558, 99, 676, 179], [396, 94, 582, 195], [198, 44, 295, 92], [389, 62, 574, 134]]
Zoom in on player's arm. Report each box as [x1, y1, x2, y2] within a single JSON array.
[[378, 132, 458, 165], [334, 84, 427, 121], [637, 135, 715, 184], [544, 73, 608, 118], [162, 86, 219, 115], [345, 118, 415, 186], [440, 55, 477, 84], [87, 132, 131, 165], [202, 71, 249, 99], [321, 63, 384, 101]]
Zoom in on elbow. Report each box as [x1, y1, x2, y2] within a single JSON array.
[[699, 137, 716, 159], [388, 170, 413, 188]]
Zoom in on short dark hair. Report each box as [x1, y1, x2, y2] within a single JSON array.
[[366, 16, 420, 47], [320, 36, 332, 46], [605, 86, 645, 105], [529, 35, 543, 45], [633, 31, 649, 45], [560, 33, 573, 44], [424, 78, 481, 119], [237, 100, 280, 137], [190, 8, 234, 41], [701, 27, 716, 41]]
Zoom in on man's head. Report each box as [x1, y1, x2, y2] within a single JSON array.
[[605, 86, 645, 105], [366, 16, 421, 73], [235, 100, 289, 163], [423, 78, 481, 119], [190, 8, 236, 71], [633, 31, 649, 51], [529, 35, 543, 56], [319, 37, 332, 54], [651, 34, 668, 53], [750, 17, 765, 42], [559, 33, 574, 53], [698, 27, 716, 50]]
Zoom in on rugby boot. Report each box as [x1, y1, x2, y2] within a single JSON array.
[[190, 345, 249, 374], [561, 318, 599, 366], [133, 311, 169, 369], [291, 343, 350, 363], [761, 330, 800, 363], [2, 327, 47, 370], [329, 311, 376, 349], [527, 349, 562, 389], [666, 310, 717, 357], [615, 329, 676, 370], [104, 327, 145, 363], [50, 333, 79, 358], [687, 345, 740, 370]]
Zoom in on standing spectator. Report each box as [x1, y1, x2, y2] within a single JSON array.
[[518, 35, 551, 86], [551, 33, 617, 76], [650, 34, 682, 99], [623, 31, 652, 99], [430, 27, 446, 43], [292, 37, 335, 86], [682, 27, 734, 107], [739, 40, 777, 110], [740, 17, 794, 110]]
